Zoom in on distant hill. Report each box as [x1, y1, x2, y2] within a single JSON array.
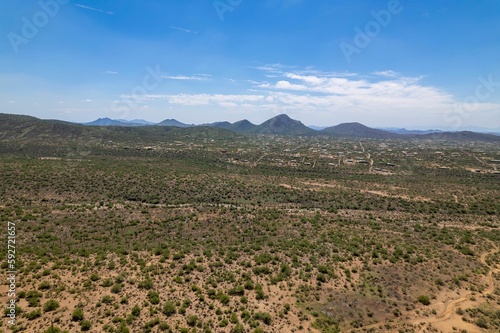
[[157, 119, 193, 128], [117, 119, 155, 125], [85, 118, 193, 128], [208, 120, 257, 133], [321, 122, 401, 139], [84, 118, 147, 127], [230, 119, 257, 133], [250, 114, 316, 136], [382, 128, 443, 135], [416, 131, 500, 142], [209, 121, 233, 130], [0, 113, 238, 144], [1, 113, 92, 141]]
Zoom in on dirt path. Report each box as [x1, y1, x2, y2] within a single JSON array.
[[352, 244, 498, 332], [254, 154, 268, 166], [480, 244, 498, 295], [470, 153, 498, 172], [359, 141, 374, 173], [410, 243, 499, 330]]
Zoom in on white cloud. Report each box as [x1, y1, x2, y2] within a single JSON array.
[[252, 72, 453, 112], [104, 71, 118, 75], [112, 68, 500, 127]]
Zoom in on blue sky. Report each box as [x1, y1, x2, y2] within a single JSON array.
[[1, 0, 499, 129]]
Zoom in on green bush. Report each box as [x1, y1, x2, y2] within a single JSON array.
[[254, 312, 272, 325], [147, 290, 160, 304], [72, 308, 84, 321], [81, 319, 91, 331], [43, 299, 60, 312], [38, 281, 51, 290], [27, 309, 42, 320], [417, 295, 430, 306], [162, 301, 176, 316], [231, 324, 245, 333], [475, 318, 488, 329], [187, 315, 198, 327], [102, 295, 114, 304], [131, 304, 141, 317], [101, 278, 113, 287], [111, 284, 122, 294]]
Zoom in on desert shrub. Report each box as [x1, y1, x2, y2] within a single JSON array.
[[117, 323, 130, 333], [158, 322, 170, 331], [43, 299, 60, 312], [254, 312, 272, 325], [131, 305, 141, 317], [72, 308, 84, 321], [218, 292, 230, 305], [101, 278, 113, 287], [228, 285, 245, 296], [26, 309, 41, 320], [81, 319, 91, 331], [38, 281, 51, 290], [228, 322, 242, 333], [417, 295, 430, 306], [475, 318, 488, 329], [162, 301, 176, 316], [139, 277, 154, 289], [187, 315, 198, 327], [102, 295, 114, 304], [111, 284, 122, 294], [147, 291, 160, 304]]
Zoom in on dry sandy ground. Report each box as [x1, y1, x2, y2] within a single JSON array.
[[349, 242, 499, 333]]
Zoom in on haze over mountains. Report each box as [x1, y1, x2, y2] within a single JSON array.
[[1, 113, 499, 142]]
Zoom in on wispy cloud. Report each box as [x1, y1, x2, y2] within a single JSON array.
[[104, 70, 118, 75], [372, 70, 399, 78], [170, 26, 197, 34], [255, 64, 357, 78], [252, 63, 295, 74], [141, 94, 266, 106], [161, 75, 210, 81], [75, 4, 114, 15]]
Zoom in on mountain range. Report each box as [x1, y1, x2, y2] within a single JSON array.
[[83, 114, 500, 141], [1, 113, 498, 142]]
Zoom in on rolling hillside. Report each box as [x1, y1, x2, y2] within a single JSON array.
[[0, 113, 239, 144]]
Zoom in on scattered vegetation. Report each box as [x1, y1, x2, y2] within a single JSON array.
[[1, 124, 498, 332]]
